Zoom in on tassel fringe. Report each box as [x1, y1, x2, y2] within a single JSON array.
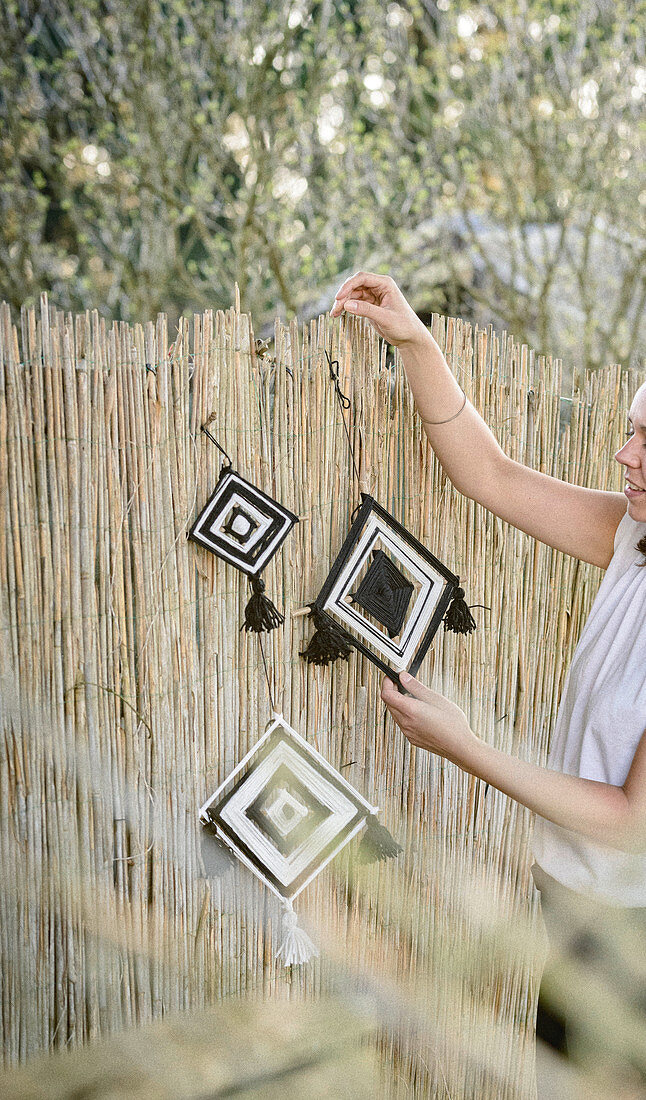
[[443, 586, 477, 635], [276, 905, 319, 966], [300, 608, 353, 665], [357, 813, 403, 863], [241, 576, 284, 633]]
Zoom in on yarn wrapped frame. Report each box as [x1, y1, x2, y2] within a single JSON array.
[[301, 493, 478, 683]]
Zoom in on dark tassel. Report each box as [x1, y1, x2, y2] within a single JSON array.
[[200, 817, 236, 875], [300, 608, 353, 665], [443, 586, 477, 635], [241, 576, 284, 633], [356, 813, 402, 863]]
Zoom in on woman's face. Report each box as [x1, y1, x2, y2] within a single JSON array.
[[615, 383, 646, 520]]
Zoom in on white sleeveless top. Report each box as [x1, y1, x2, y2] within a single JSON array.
[[531, 508, 646, 906]]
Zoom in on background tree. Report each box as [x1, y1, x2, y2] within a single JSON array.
[[382, 0, 646, 375], [1, 0, 644, 374]]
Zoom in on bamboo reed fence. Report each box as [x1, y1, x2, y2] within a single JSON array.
[[0, 291, 642, 1097]]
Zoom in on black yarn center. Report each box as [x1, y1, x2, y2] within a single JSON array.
[[350, 550, 414, 638]]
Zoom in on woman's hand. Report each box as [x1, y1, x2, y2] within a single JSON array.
[[381, 671, 480, 767], [383, 676, 646, 856], [330, 271, 429, 348]]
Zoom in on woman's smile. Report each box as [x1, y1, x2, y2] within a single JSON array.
[[616, 384, 646, 509]]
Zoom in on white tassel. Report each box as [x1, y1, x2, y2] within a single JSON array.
[[276, 903, 319, 966]]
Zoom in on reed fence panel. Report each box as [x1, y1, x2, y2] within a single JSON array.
[[0, 292, 640, 1096]]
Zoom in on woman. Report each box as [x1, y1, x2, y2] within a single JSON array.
[[331, 272, 646, 1087]]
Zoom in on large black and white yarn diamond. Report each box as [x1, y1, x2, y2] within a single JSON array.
[[306, 494, 461, 681], [189, 467, 298, 577], [199, 715, 376, 901]]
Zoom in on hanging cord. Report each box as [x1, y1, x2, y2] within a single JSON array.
[[350, 498, 364, 524], [299, 348, 365, 665], [325, 349, 361, 488], [257, 634, 276, 713], [201, 424, 233, 468]]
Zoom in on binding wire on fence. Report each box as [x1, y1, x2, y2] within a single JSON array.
[[0, 290, 640, 1096]]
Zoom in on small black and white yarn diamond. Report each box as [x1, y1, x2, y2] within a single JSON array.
[[189, 466, 298, 577], [189, 464, 299, 632], [302, 494, 465, 682], [199, 714, 375, 901]]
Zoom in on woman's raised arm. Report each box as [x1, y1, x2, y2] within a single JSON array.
[[332, 272, 626, 569]]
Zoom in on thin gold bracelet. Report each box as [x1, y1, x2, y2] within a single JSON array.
[[421, 391, 467, 426]]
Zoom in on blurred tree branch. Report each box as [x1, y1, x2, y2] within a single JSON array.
[[0, 0, 644, 373]]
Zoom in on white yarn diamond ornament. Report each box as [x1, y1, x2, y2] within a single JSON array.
[[199, 713, 400, 965]]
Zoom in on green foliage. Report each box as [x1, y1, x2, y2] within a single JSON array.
[[0, 0, 644, 371]]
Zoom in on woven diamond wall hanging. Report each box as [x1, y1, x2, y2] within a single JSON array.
[[189, 441, 298, 632], [199, 712, 400, 965], [297, 347, 479, 685], [301, 492, 476, 685]]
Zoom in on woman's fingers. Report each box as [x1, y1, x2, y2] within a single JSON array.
[[331, 272, 392, 316], [381, 672, 436, 708], [330, 287, 379, 316], [343, 298, 390, 323], [335, 271, 391, 301], [380, 674, 405, 703], [381, 675, 476, 762], [380, 675, 420, 720], [330, 271, 426, 347], [398, 672, 437, 704]]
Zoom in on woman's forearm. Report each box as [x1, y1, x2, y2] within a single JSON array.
[[464, 738, 641, 854], [398, 332, 509, 497], [381, 676, 642, 854]]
